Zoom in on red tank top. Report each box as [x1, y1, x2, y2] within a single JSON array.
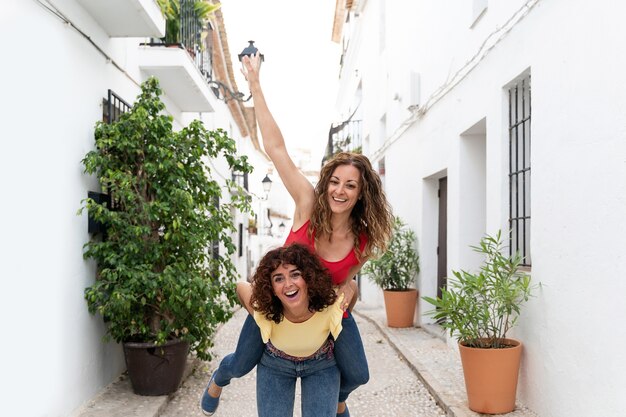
[[284, 220, 367, 285]]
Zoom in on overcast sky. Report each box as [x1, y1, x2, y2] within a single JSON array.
[[220, 0, 341, 166]]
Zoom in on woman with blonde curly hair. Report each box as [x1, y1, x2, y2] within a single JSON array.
[[309, 151, 393, 265], [201, 53, 393, 417]]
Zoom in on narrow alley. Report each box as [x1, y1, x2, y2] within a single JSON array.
[[160, 308, 446, 417]]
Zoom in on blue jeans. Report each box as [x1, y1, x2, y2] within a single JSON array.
[[256, 349, 340, 417], [335, 311, 370, 402], [213, 314, 265, 387], [213, 312, 369, 402]]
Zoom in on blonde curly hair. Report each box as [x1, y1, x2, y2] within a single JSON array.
[[309, 152, 393, 261]]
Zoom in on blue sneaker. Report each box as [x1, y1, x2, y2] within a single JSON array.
[[337, 404, 350, 417], [200, 372, 221, 416]]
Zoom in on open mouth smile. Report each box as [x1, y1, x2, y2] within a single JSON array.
[[285, 289, 299, 299]]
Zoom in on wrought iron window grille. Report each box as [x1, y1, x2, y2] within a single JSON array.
[[325, 118, 363, 163], [508, 75, 531, 267], [89, 89, 131, 235], [231, 170, 249, 191], [103, 89, 131, 124]]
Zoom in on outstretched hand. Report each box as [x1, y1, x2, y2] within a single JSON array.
[[241, 52, 262, 84]]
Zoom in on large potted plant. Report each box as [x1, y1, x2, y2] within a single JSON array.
[[423, 231, 535, 414], [80, 77, 252, 395], [363, 218, 420, 328]]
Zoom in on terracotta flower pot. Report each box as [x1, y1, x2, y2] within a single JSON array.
[[382, 289, 418, 328], [458, 338, 522, 414]]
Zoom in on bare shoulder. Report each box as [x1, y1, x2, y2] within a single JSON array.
[[292, 194, 316, 229]]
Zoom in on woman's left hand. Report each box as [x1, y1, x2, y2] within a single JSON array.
[[337, 280, 356, 311]]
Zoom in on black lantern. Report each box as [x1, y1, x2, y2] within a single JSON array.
[[238, 40, 264, 64], [261, 174, 272, 197], [206, 41, 264, 102]]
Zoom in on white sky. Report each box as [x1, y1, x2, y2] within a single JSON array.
[[219, 0, 341, 167]]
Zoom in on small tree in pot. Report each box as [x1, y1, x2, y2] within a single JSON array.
[[363, 217, 419, 327], [423, 231, 535, 414], [80, 77, 252, 395]]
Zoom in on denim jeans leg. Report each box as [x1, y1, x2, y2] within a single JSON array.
[[300, 359, 340, 417], [334, 311, 370, 402], [256, 354, 296, 417], [213, 314, 264, 387]]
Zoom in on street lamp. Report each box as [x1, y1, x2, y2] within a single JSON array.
[[238, 40, 264, 72], [261, 174, 272, 199], [207, 41, 264, 102], [257, 174, 273, 236], [266, 208, 273, 236]]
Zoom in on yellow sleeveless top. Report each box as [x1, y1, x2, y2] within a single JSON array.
[[253, 296, 344, 357]]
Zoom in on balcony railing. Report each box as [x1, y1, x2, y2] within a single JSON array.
[[324, 119, 363, 163], [146, 0, 216, 91], [103, 89, 132, 124]]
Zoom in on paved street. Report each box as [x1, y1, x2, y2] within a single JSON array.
[[161, 308, 447, 417]]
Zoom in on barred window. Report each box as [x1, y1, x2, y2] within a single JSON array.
[[102, 89, 131, 124], [90, 89, 131, 234], [508, 75, 531, 266], [231, 170, 249, 191], [325, 118, 362, 164]]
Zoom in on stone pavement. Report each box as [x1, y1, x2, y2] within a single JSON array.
[[352, 304, 538, 417], [76, 303, 538, 417]]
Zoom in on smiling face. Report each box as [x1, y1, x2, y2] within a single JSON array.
[[327, 164, 361, 215], [271, 263, 309, 315]]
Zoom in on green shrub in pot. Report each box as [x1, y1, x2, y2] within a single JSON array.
[[423, 231, 535, 348], [80, 77, 252, 360], [363, 217, 419, 291]]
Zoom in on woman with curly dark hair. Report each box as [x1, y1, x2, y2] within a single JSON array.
[[239, 243, 344, 417], [249, 244, 338, 324], [201, 53, 394, 417]]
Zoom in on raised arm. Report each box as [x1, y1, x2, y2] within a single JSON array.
[[242, 54, 315, 227]]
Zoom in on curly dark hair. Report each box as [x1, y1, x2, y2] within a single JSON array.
[[310, 152, 394, 261], [250, 243, 337, 324]]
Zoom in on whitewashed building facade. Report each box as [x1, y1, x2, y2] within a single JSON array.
[[1, 1, 279, 416], [331, 1, 626, 416]]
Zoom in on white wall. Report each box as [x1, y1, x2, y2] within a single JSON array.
[[2, 3, 129, 416], [334, 0, 626, 415], [1, 2, 268, 416]]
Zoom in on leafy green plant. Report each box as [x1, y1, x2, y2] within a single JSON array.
[[363, 218, 419, 291], [80, 77, 251, 360], [423, 231, 534, 349], [157, 0, 221, 44], [332, 135, 362, 155]]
